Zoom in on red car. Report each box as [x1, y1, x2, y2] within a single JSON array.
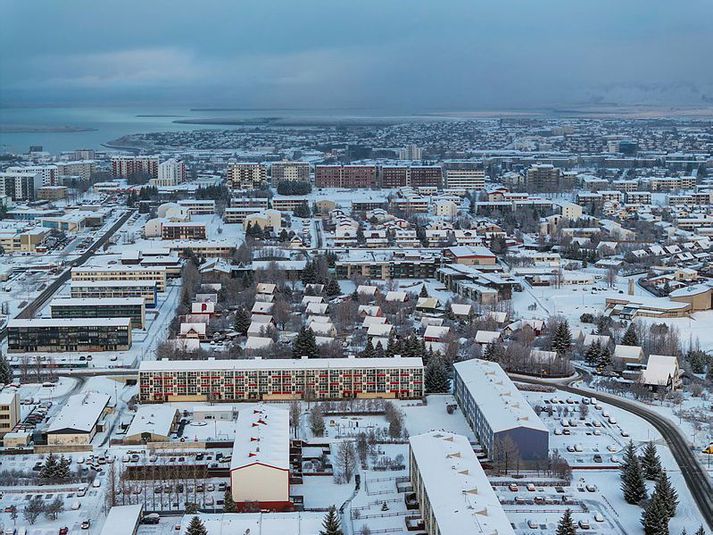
[[59, 528, 69, 535]]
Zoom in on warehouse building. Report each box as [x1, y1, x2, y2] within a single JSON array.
[[47, 392, 112, 445], [453, 359, 548, 461]]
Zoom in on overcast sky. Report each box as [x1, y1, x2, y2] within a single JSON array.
[[1, 0, 712, 110]]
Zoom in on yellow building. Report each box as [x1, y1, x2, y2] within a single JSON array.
[[0, 388, 21, 437]]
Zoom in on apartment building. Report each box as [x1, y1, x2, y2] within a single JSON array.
[[138, 356, 424, 403], [71, 266, 167, 291], [271, 161, 310, 182], [611, 179, 639, 192], [176, 199, 215, 215], [0, 171, 43, 201], [161, 221, 207, 240], [151, 158, 187, 187], [444, 168, 485, 190], [315, 165, 378, 188], [409, 166, 443, 188], [111, 155, 159, 179], [230, 196, 270, 209], [56, 161, 96, 182], [50, 297, 146, 329], [271, 196, 310, 212], [7, 165, 57, 186], [453, 359, 548, 460], [227, 163, 268, 189], [525, 164, 563, 192], [70, 280, 158, 307], [223, 207, 262, 223], [626, 191, 653, 205], [0, 389, 20, 438], [335, 251, 440, 280], [0, 227, 50, 253], [7, 318, 132, 353], [409, 431, 515, 535]]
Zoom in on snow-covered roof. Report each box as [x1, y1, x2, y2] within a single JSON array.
[[245, 336, 274, 349], [141, 356, 424, 372], [367, 323, 393, 337], [454, 359, 547, 434], [362, 315, 387, 326], [409, 431, 515, 535], [230, 406, 289, 471], [613, 345, 644, 361], [125, 405, 177, 439], [101, 505, 145, 535], [8, 317, 131, 329], [48, 392, 111, 434], [641, 355, 679, 386], [583, 334, 611, 347], [474, 330, 500, 344], [450, 303, 472, 316], [384, 290, 408, 302], [177, 513, 323, 535]]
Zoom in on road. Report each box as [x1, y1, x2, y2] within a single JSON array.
[[511, 373, 713, 531]]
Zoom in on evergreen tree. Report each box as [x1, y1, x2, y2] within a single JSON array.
[[621, 441, 648, 504], [301, 261, 317, 284], [325, 279, 341, 296], [40, 453, 58, 481], [223, 489, 236, 513], [279, 228, 289, 242], [693, 527, 706, 535], [360, 342, 375, 358], [293, 327, 319, 358], [621, 323, 639, 346], [551, 321, 573, 357], [640, 441, 663, 481], [385, 332, 400, 358], [319, 506, 344, 535], [234, 306, 251, 336], [641, 489, 670, 535], [0, 352, 12, 385], [419, 284, 429, 298], [598, 345, 613, 370], [185, 516, 208, 535], [555, 509, 576, 535], [374, 341, 385, 358], [425, 357, 450, 393], [584, 340, 602, 366], [655, 470, 678, 519], [483, 343, 500, 362]]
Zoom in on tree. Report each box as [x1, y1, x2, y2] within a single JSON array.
[[223, 489, 236, 513], [24, 496, 45, 525], [293, 327, 319, 358], [655, 470, 678, 519], [419, 284, 429, 298], [309, 405, 325, 437], [640, 442, 663, 481], [384, 402, 403, 439], [641, 488, 670, 535], [336, 440, 357, 483], [0, 352, 12, 385], [693, 527, 706, 535], [556, 509, 576, 535], [325, 279, 341, 297], [551, 321, 573, 357], [584, 340, 602, 366], [621, 441, 647, 504], [45, 497, 64, 520], [320, 506, 344, 535], [234, 306, 251, 335], [621, 323, 639, 346], [356, 432, 369, 467], [289, 402, 301, 438], [425, 357, 450, 393], [185, 516, 208, 535]]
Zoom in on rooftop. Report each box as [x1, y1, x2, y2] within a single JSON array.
[[230, 406, 289, 471], [409, 431, 514, 535], [48, 392, 111, 434]]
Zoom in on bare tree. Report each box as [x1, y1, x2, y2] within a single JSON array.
[[336, 440, 357, 483]]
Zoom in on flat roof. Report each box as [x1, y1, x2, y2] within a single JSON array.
[[231, 406, 289, 471], [9, 317, 131, 328], [51, 297, 145, 307], [48, 392, 111, 434], [140, 356, 423, 373], [454, 359, 547, 434], [125, 405, 177, 439], [409, 431, 514, 534], [100, 505, 144, 535], [71, 280, 157, 288]]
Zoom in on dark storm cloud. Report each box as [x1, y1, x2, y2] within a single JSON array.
[[1, 0, 712, 109]]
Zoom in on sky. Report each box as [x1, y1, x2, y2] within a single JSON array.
[[1, 0, 712, 111]]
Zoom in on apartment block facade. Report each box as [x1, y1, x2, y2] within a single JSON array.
[[7, 318, 132, 353], [139, 357, 424, 403]]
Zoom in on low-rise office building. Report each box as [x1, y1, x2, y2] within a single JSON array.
[[139, 356, 424, 403], [50, 297, 146, 329], [70, 280, 158, 307], [7, 318, 132, 353], [47, 392, 111, 445], [71, 266, 167, 291]]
